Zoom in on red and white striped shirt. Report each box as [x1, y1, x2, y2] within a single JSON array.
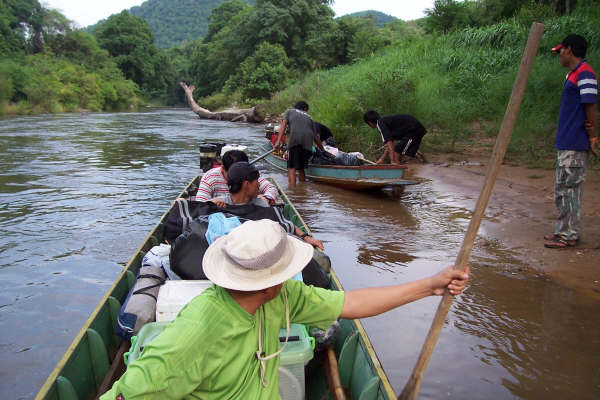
[[192, 167, 279, 202]]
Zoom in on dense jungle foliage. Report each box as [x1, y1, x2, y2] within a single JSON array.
[[1, 0, 598, 165], [1, 1, 148, 114]]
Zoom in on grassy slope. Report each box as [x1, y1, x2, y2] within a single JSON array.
[[267, 13, 599, 168]]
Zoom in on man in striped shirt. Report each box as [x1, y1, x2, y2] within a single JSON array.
[[192, 150, 280, 205], [545, 34, 598, 248]]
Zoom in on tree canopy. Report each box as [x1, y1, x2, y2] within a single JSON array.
[[95, 11, 174, 98], [128, 0, 253, 48], [340, 10, 399, 27]]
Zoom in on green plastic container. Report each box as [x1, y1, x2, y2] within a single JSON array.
[[278, 323, 315, 400]]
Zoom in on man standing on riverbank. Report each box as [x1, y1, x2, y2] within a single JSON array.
[[545, 34, 598, 249], [274, 101, 315, 186], [363, 110, 427, 165]]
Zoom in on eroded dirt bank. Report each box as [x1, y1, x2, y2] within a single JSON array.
[[408, 154, 600, 299]]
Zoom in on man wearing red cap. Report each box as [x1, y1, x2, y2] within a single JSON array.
[[545, 34, 598, 248]]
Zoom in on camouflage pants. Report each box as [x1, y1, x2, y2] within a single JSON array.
[[554, 150, 588, 241]]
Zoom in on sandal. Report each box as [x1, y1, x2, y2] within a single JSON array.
[[544, 236, 577, 248]]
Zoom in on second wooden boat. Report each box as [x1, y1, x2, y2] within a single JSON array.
[[260, 142, 418, 191]]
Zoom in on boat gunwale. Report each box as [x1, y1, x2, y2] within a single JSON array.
[[35, 176, 199, 400]]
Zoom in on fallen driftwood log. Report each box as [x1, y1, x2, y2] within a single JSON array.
[[179, 82, 266, 123]]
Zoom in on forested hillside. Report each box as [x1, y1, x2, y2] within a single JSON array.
[[341, 10, 398, 27], [129, 0, 253, 48]]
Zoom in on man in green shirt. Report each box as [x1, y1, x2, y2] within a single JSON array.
[[102, 220, 469, 399]]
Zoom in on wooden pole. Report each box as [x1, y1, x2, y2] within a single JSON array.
[[249, 148, 274, 165], [398, 22, 545, 400], [326, 346, 347, 400], [358, 156, 377, 165]]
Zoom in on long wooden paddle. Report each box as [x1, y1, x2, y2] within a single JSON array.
[[398, 22, 545, 400], [249, 148, 274, 165], [358, 156, 377, 165]]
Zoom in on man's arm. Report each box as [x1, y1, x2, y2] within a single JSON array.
[[208, 197, 227, 208], [294, 226, 324, 250], [314, 134, 325, 151], [585, 102, 599, 156], [274, 120, 287, 149], [377, 141, 394, 164], [340, 266, 469, 319], [258, 176, 279, 205]]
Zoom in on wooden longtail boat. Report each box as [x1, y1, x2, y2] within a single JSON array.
[[35, 176, 397, 400], [259, 142, 418, 191]]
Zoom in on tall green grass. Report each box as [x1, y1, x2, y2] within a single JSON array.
[[267, 10, 600, 167]]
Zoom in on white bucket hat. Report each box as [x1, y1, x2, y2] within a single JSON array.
[[202, 219, 313, 291]]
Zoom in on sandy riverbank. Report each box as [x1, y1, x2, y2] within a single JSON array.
[[407, 153, 600, 299]]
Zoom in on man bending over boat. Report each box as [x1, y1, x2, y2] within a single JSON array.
[[193, 149, 279, 205], [209, 161, 324, 250], [101, 219, 469, 400], [314, 121, 336, 148], [363, 110, 427, 165]]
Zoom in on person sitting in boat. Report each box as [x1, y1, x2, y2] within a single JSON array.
[[100, 219, 470, 400], [363, 110, 427, 165], [314, 121, 336, 148], [193, 149, 279, 205], [273, 101, 316, 186], [209, 161, 324, 251]]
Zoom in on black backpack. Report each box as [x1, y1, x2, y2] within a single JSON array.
[[163, 200, 221, 243], [169, 217, 211, 279], [167, 201, 329, 287], [163, 200, 296, 243]]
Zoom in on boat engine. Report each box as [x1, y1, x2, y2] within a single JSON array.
[[199, 143, 225, 172]]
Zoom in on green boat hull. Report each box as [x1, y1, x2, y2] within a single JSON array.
[[35, 176, 396, 400]]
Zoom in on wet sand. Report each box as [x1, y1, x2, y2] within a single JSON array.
[[409, 154, 600, 299]]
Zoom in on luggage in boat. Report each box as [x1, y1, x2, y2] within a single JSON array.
[[170, 216, 329, 287], [116, 265, 166, 339], [164, 200, 296, 244], [155, 280, 213, 322], [163, 198, 207, 243], [309, 148, 337, 165], [169, 217, 211, 280], [334, 151, 361, 166], [301, 258, 330, 288], [116, 244, 171, 338]]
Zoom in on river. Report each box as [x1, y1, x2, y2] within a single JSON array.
[[1, 108, 598, 399]]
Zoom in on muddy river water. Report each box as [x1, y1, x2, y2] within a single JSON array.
[[1, 108, 598, 399]]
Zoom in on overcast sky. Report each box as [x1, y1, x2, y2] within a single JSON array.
[[42, 0, 435, 28]]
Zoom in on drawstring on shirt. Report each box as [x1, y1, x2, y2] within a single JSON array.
[[256, 287, 290, 387]]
